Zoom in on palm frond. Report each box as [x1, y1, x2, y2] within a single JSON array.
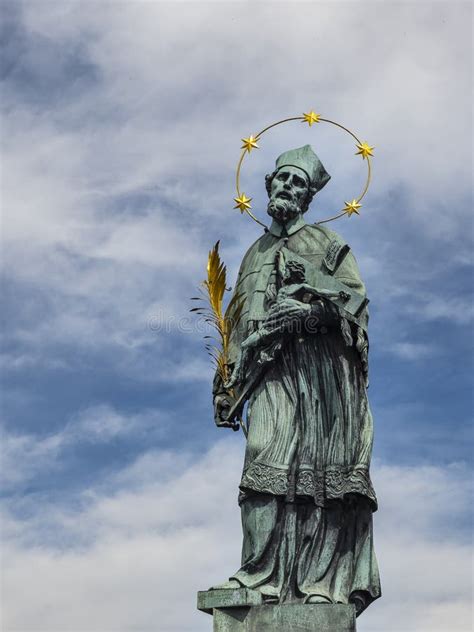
[[191, 241, 245, 383]]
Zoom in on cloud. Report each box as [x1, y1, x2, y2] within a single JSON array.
[[0, 405, 167, 490], [0, 430, 64, 490], [1, 441, 471, 632], [406, 294, 474, 326], [385, 341, 440, 361]]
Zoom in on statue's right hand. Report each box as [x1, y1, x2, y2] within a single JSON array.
[[214, 393, 239, 430], [224, 360, 243, 391], [265, 298, 311, 330]]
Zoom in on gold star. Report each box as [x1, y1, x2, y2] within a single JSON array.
[[343, 199, 362, 216], [355, 141, 374, 160], [234, 193, 252, 213], [241, 135, 259, 153], [302, 110, 321, 126]]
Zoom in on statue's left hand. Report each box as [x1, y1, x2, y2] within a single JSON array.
[[264, 298, 312, 330]]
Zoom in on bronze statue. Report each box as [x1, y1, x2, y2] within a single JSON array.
[[211, 145, 381, 615]]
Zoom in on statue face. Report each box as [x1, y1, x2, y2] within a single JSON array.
[[267, 166, 309, 223]]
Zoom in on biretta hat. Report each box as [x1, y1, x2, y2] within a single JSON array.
[[275, 144, 331, 192]]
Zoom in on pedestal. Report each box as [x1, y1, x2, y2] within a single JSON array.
[[197, 589, 356, 632]]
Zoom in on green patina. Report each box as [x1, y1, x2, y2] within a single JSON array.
[[203, 146, 381, 627]]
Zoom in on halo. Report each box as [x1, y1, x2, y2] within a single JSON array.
[[233, 110, 374, 228]]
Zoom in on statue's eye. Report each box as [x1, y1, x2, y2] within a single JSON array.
[[293, 176, 306, 188]]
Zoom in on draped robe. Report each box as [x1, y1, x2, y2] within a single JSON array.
[[223, 217, 381, 613]]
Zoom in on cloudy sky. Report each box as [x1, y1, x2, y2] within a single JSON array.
[[1, 1, 472, 631]]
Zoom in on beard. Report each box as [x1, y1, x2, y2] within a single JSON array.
[[266, 194, 302, 224]]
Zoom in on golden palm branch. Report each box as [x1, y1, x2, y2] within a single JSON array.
[[190, 241, 246, 435], [191, 241, 244, 381]]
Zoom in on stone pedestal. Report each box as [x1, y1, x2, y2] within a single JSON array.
[[197, 589, 356, 631]]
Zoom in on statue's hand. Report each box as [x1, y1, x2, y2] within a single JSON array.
[[214, 393, 239, 430], [225, 353, 246, 390], [224, 364, 240, 390], [264, 298, 312, 331]]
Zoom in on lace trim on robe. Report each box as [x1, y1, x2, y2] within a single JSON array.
[[240, 462, 378, 510]]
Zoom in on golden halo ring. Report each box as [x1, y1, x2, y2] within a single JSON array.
[[234, 112, 373, 228]]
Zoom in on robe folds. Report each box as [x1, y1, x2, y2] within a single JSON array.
[[226, 218, 381, 613]]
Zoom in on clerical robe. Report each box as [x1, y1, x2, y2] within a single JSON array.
[[226, 216, 381, 612]]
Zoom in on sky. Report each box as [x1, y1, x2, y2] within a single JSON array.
[[0, 1, 472, 631]]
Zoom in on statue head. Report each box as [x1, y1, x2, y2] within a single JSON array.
[[266, 145, 331, 223]]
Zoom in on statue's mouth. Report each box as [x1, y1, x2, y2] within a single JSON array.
[[276, 191, 292, 201]]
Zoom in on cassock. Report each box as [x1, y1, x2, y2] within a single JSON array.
[[223, 215, 381, 613]]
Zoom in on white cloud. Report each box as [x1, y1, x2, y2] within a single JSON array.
[[1, 441, 471, 632], [406, 294, 474, 326], [0, 405, 167, 490], [0, 430, 64, 489], [386, 341, 440, 360]]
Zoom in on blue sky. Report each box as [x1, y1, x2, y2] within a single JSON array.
[[1, 2, 472, 631]]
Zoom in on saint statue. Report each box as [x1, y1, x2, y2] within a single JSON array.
[[211, 145, 381, 616]]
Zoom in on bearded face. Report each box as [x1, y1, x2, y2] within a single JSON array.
[[266, 166, 309, 224]]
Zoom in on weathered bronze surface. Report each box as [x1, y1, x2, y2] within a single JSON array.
[[204, 145, 381, 624]]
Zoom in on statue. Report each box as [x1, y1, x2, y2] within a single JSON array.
[[211, 144, 381, 615], [195, 114, 381, 629]]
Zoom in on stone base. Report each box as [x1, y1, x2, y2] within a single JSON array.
[[197, 590, 356, 632], [197, 588, 263, 615]]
